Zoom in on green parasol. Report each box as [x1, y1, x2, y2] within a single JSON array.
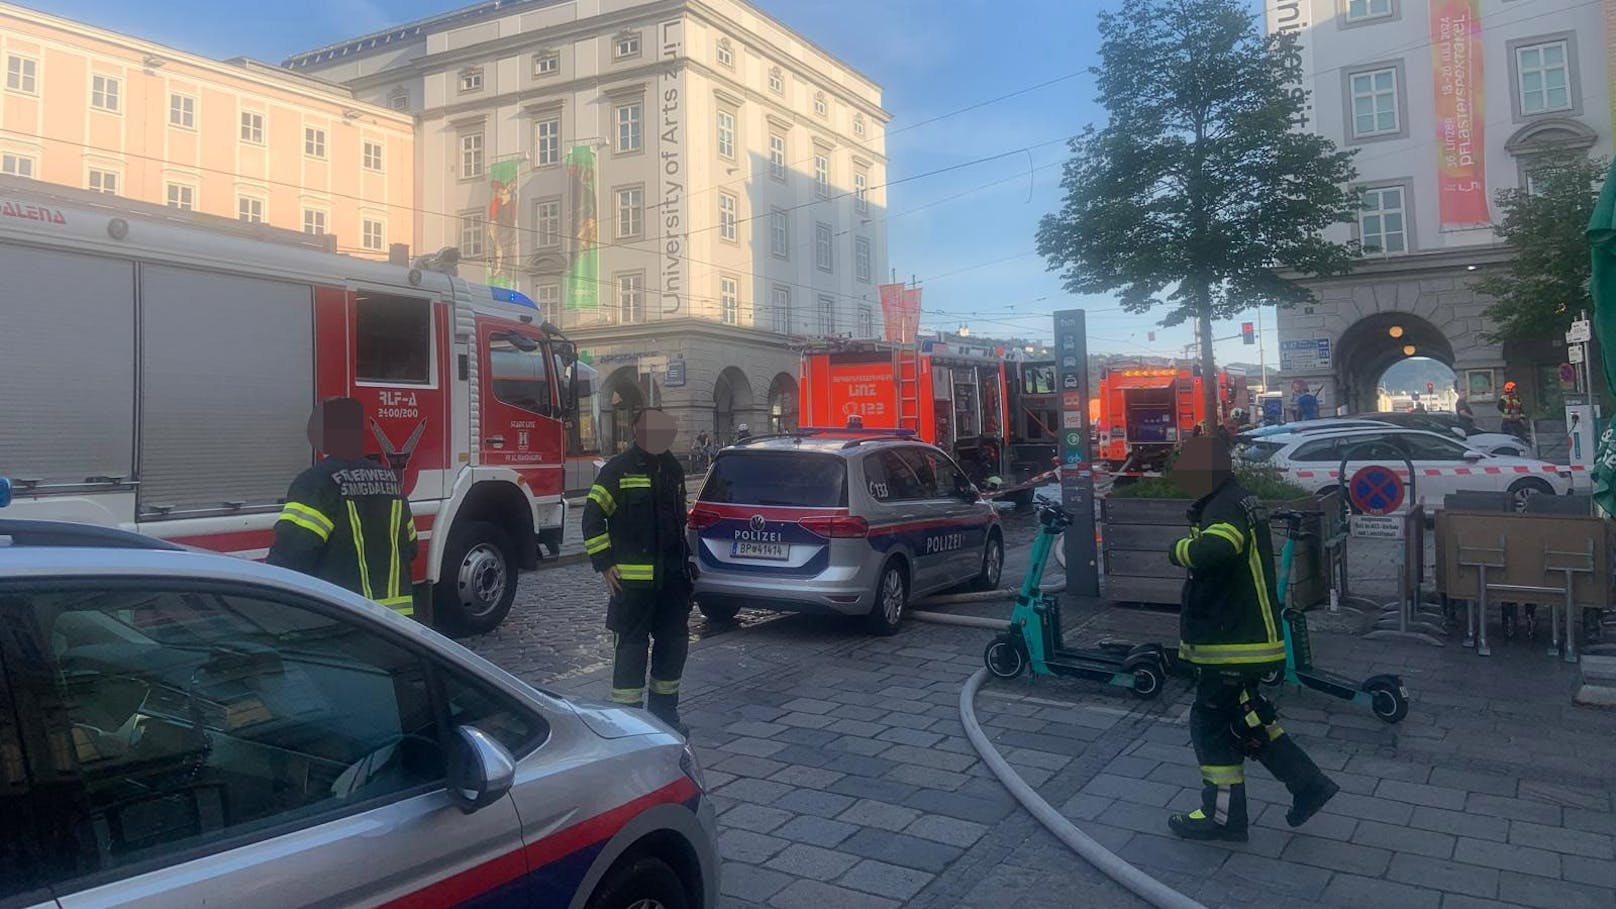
[[1584, 158, 1616, 515]]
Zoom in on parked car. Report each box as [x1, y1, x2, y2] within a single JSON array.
[[1240, 415, 1529, 457], [0, 514, 718, 909], [688, 430, 1003, 634], [1238, 426, 1571, 510]]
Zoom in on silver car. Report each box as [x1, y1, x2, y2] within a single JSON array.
[[688, 432, 1004, 634], [0, 518, 718, 909]]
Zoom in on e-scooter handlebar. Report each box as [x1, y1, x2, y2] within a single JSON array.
[[1033, 495, 1074, 531], [1270, 507, 1309, 540]]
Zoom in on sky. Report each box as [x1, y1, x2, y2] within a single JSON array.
[[29, 0, 1281, 370]]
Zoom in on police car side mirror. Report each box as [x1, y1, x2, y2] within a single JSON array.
[[447, 725, 515, 814]]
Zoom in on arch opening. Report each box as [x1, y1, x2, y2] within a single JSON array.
[[713, 366, 755, 444], [1333, 312, 1456, 414], [767, 372, 799, 434]]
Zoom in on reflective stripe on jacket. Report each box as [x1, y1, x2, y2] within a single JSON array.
[[1168, 478, 1285, 669], [267, 457, 419, 615], [581, 446, 688, 589]]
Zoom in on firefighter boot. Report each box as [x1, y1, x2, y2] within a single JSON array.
[[1259, 735, 1339, 827], [646, 689, 688, 738], [1169, 767, 1248, 842]]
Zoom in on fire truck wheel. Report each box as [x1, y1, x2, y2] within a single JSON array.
[[436, 520, 517, 636]]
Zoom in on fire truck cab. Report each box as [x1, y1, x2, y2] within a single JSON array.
[[1095, 363, 1247, 474]]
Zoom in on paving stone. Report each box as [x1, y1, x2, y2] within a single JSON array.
[[1453, 837, 1563, 879], [1497, 870, 1616, 909], [1345, 755, 1435, 783], [1005, 746, 1073, 772], [1388, 853, 1500, 899], [768, 766, 845, 790], [1061, 792, 1115, 822], [1256, 804, 1358, 842], [1220, 852, 1332, 902], [725, 720, 790, 739], [904, 814, 989, 848], [1411, 806, 1511, 843], [1438, 897, 1531, 909], [762, 843, 860, 879], [1320, 872, 1441, 909], [1561, 855, 1616, 889], [875, 726, 944, 747], [781, 697, 839, 715], [836, 858, 936, 902], [718, 778, 796, 806], [1564, 808, 1616, 837], [878, 743, 978, 773], [1427, 767, 1522, 798], [1099, 754, 1159, 779], [826, 775, 919, 804], [1352, 818, 1457, 859], [774, 788, 857, 819], [720, 863, 795, 902], [1095, 798, 1173, 836], [1466, 793, 1565, 826], [1123, 833, 1232, 876], [721, 803, 796, 834], [766, 879, 898, 909], [824, 735, 891, 757], [1282, 833, 1393, 876], [836, 798, 921, 832], [1508, 820, 1615, 859], [882, 710, 941, 731], [820, 751, 898, 779], [884, 763, 971, 791], [828, 703, 886, 722], [1080, 773, 1182, 807], [715, 755, 790, 779], [1378, 779, 1471, 811], [721, 828, 791, 864], [1322, 791, 1417, 825], [825, 718, 889, 738], [771, 727, 836, 747], [721, 737, 791, 758], [1518, 781, 1613, 813], [839, 827, 965, 873], [774, 814, 858, 848], [776, 711, 838, 730]]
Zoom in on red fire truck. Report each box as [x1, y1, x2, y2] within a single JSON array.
[[0, 184, 593, 634], [1094, 363, 1248, 473], [798, 340, 1059, 503]]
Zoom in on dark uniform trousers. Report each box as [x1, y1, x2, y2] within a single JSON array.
[[609, 560, 692, 712], [1189, 668, 1329, 830]]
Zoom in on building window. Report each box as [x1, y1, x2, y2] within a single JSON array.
[[459, 67, 484, 93], [769, 134, 787, 181], [618, 273, 645, 323], [854, 171, 869, 214], [536, 282, 561, 320], [389, 86, 409, 111], [1525, 170, 1546, 196], [815, 222, 834, 272], [1359, 185, 1406, 255], [814, 91, 827, 118], [818, 295, 835, 334], [241, 111, 264, 144], [1349, 67, 1400, 138], [1345, 0, 1393, 22], [363, 140, 384, 171], [814, 153, 830, 198], [772, 285, 792, 333], [169, 93, 195, 128], [720, 276, 740, 325], [771, 209, 789, 258], [535, 198, 562, 248], [238, 196, 264, 223], [615, 32, 641, 59], [854, 114, 867, 139], [91, 74, 120, 112], [769, 66, 783, 95], [88, 169, 118, 194], [616, 185, 644, 239], [459, 210, 485, 256], [6, 55, 37, 94], [717, 110, 736, 159], [461, 132, 485, 178], [535, 117, 561, 166], [303, 208, 327, 236], [1517, 40, 1572, 115], [858, 306, 873, 338], [166, 183, 194, 211], [716, 39, 734, 69], [855, 236, 872, 283], [2, 154, 35, 178], [305, 126, 327, 159], [719, 193, 738, 242], [617, 102, 643, 153], [533, 51, 559, 76], [362, 219, 385, 251]]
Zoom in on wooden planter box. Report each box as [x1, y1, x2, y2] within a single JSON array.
[[1101, 492, 1338, 609]]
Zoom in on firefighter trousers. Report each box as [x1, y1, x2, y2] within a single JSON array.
[[1189, 668, 1330, 831], [609, 575, 693, 716]]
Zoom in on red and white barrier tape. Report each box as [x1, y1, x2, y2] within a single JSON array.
[[1292, 464, 1587, 479]]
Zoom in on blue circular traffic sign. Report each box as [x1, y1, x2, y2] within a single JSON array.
[[1349, 465, 1405, 515]]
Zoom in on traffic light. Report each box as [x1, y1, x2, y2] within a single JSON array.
[[1426, 382, 1435, 394], [1241, 322, 1255, 345]]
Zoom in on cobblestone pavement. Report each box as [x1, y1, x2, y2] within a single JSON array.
[[462, 526, 1616, 909]]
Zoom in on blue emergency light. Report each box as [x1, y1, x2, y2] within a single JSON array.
[[0, 476, 11, 509], [485, 286, 539, 309]]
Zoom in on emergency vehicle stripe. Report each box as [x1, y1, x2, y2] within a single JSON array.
[[1203, 522, 1245, 550], [1200, 764, 1244, 785], [585, 533, 612, 555], [619, 474, 652, 489], [588, 484, 617, 516], [389, 499, 403, 601], [278, 502, 334, 540], [346, 500, 374, 599], [617, 563, 654, 582]]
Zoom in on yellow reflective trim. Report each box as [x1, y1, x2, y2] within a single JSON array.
[[610, 687, 645, 704], [1267, 724, 1285, 741], [346, 500, 373, 599], [406, 518, 418, 541], [1179, 641, 1286, 665], [649, 678, 680, 695], [1175, 537, 1193, 567], [376, 594, 414, 616], [618, 474, 651, 488], [1249, 536, 1280, 643], [1204, 523, 1245, 550], [277, 512, 331, 541], [1188, 809, 1207, 820], [585, 533, 612, 555], [588, 485, 617, 516], [281, 501, 334, 534], [388, 500, 402, 601], [617, 563, 654, 581], [1200, 764, 1245, 786]]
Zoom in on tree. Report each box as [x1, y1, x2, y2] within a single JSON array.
[[1475, 152, 1607, 344], [1036, 0, 1359, 423]]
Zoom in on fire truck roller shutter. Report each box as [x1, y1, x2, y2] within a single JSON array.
[[0, 245, 136, 491], [138, 266, 314, 518]]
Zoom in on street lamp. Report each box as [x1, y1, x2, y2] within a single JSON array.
[[1388, 325, 1404, 339], [1403, 344, 1417, 356]]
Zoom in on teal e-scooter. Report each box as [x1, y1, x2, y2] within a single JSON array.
[[1263, 508, 1410, 723], [983, 498, 1168, 698]]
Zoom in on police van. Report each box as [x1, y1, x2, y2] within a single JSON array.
[[686, 429, 1004, 634]]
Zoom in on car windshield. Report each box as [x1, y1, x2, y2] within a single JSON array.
[[699, 451, 848, 507], [1236, 440, 1284, 463]]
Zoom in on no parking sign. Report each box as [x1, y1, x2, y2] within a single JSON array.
[[1348, 464, 1405, 516]]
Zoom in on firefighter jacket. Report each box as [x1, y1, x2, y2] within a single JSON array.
[[267, 458, 418, 615], [1497, 392, 1525, 420], [1167, 477, 1285, 670], [582, 446, 689, 589]]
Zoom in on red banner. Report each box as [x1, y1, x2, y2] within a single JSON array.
[[1431, 0, 1488, 227], [879, 283, 921, 343]]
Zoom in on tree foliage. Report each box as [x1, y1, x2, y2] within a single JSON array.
[[1036, 0, 1359, 418], [1475, 152, 1607, 344]]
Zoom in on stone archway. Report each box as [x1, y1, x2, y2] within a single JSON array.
[[713, 366, 755, 444], [767, 372, 799, 433], [600, 365, 646, 454], [1334, 311, 1455, 414]]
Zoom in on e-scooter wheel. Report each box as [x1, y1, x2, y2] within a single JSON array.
[[1365, 678, 1409, 724], [1130, 665, 1163, 700], [984, 635, 1027, 679], [1258, 667, 1284, 687]]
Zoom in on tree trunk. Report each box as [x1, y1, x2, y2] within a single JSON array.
[[1196, 286, 1218, 434]]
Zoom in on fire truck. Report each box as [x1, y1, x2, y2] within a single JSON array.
[[798, 340, 1059, 505], [0, 184, 593, 634], [1095, 362, 1248, 473]]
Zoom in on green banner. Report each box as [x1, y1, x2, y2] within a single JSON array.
[[486, 158, 520, 289], [565, 145, 599, 311], [1584, 158, 1616, 515]]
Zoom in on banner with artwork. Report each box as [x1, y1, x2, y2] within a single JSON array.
[[1431, 0, 1489, 228], [485, 158, 520, 289], [565, 145, 599, 311], [879, 283, 921, 343]]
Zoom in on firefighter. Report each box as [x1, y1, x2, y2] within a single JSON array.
[[268, 397, 418, 617], [1498, 381, 1528, 440], [583, 408, 695, 734], [1165, 436, 1338, 842]]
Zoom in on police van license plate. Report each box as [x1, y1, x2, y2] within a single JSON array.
[[732, 541, 789, 561]]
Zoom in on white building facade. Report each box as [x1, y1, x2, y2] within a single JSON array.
[[288, 0, 890, 452], [1266, 0, 1611, 424]]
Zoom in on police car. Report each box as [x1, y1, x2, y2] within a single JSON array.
[[0, 480, 718, 909], [687, 429, 1004, 634]]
